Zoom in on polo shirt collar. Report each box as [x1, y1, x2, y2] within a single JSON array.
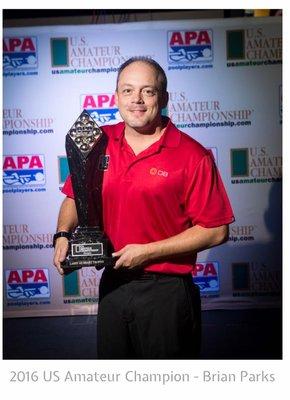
[[160, 117, 181, 148], [110, 117, 181, 148]]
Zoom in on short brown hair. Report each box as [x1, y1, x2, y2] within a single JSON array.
[[116, 57, 167, 94]]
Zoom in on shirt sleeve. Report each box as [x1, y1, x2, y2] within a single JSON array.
[[184, 154, 235, 228], [61, 174, 75, 199]]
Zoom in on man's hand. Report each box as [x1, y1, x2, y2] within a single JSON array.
[[113, 244, 150, 270], [111, 225, 229, 270], [53, 237, 69, 275]]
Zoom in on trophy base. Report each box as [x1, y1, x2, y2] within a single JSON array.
[[61, 226, 114, 271]]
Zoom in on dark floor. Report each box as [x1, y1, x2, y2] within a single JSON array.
[[3, 308, 282, 359]]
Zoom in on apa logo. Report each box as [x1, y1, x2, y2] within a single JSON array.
[[3, 155, 46, 187], [168, 30, 213, 64], [81, 94, 121, 125], [5, 269, 50, 300], [192, 262, 219, 294], [3, 37, 38, 70]]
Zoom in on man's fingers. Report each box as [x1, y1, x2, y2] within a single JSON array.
[[53, 244, 68, 275], [54, 257, 64, 275], [57, 266, 64, 275], [112, 248, 124, 257], [113, 258, 122, 269], [58, 248, 67, 262], [113, 254, 126, 269]]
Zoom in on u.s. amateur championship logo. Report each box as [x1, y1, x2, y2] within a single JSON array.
[[232, 262, 281, 297], [80, 94, 121, 125], [192, 262, 220, 295], [168, 30, 213, 69], [230, 147, 282, 184], [226, 28, 282, 68], [50, 37, 123, 75], [3, 155, 46, 188], [5, 269, 50, 300], [3, 37, 38, 71]]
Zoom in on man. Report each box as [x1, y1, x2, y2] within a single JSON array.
[[53, 57, 234, 359]]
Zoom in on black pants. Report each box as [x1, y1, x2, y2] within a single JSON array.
[[97, 270, 201, 359]]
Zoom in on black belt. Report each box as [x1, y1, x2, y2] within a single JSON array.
[[104, 269, 190, 282]]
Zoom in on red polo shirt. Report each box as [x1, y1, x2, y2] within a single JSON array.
[[62, 117, 234, 275]]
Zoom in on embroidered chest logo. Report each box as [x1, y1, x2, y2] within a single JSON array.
[[98, 155, 110, 171], [149, 167, 168, 177]]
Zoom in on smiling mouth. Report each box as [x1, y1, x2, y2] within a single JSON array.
[[129, 110, 147, 116]]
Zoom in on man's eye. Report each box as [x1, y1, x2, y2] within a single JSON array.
[[123, 89, 132, 94], [143, 89, 155, 96]]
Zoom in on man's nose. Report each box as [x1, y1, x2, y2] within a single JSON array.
[[131, 90, 144, 103]]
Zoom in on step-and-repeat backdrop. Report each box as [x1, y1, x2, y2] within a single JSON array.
[[3, 17, 282, 317]]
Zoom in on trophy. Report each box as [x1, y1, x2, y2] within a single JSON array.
[[61, 110, 113, 271]]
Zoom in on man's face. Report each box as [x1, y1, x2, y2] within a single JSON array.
[[115, 61, 168, 133]]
